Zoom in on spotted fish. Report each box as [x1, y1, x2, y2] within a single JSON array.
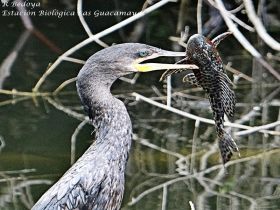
[[161, 32, 240, 165]]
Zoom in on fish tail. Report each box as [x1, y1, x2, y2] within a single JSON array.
[[217, 128, 240, 165]]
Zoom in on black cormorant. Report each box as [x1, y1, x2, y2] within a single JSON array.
[[32, 43, 190, 210]]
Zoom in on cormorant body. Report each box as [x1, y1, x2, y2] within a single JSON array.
[[32, 43, 188, 210]]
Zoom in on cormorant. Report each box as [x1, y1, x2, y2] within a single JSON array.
[[32, 43, 190, 210]]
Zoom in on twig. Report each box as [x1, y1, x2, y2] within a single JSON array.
[[0, 169, 36, 175], [128, 149, 280, 205], [54, 77, 77, 94], [142, 0, 153, 11], [267, 53, 280, 62], [197, 176, 257, 209], [197, 0, 203, 34], [119, 73, 140, 84], [214, 0, 260, 57], [0, 95, 30, 107], [234, 109, 260, 125], [189, 201, 196, 210], [14, 0, 33, 30], [202, 148, 279, 175], [199, 143, 219, 171], [172, 91, 206, 101], [169, 26, 189, 48], [190, 120, 200, 173], [162, 185, 167, 210], [228, 190, 257, 210], [133, 92, 213, 123], [166, 74, 172, 106], [77, 0, 108, 48], [214, 0, 280, 81], [127, 174, 179, 207], [71, 120, 88, 164], [128, 176, 194, 206], [235, 121, 280, 136], [207, 0, 255, 32], [133, 134, 185, 159], [77, 0, 92, 36], [0, 89, 51, 97], [151, 85, 165, 99], [62, 57, 86, 64], [0, 30, 31, 88], [0, 136, 5, 154], [32, 29, 63, 54], [132, 92, 279, 135], [225, 64, 255, 83], [260, 86, 280, 106], [243, 0, 280, 51], [228, 3, 244, 13], [45, 97, 88, 121], [257, 58, 280, 81], [196, 177, 232, 198], [176, 0, 189, 34]]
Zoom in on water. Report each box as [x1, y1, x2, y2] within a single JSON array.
[[1, 1, 280, 210]]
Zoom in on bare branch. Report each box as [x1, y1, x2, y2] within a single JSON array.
[[235, 121, 280, 136], [207, 0, 255, 32], [54, 77, 77, 94], [197, 0, 203, 34], [215, 0, 280, 81], [243, 0, 280, 51], [45, 97, 88, 121], [77, 0, 108, 48], [132, 92, 280, 136], [225, 63, 255, 83], [71, 120, 88, 164], [77, 0, 92, 37]]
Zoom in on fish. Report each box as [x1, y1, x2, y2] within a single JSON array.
[[160, 32, 240, 165]]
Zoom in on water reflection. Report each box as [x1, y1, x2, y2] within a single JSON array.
[[1, 66, 280, 210]]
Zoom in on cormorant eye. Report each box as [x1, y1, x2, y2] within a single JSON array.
[[139, 50, 148, 57]]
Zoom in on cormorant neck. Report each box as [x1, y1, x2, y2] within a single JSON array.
[[77, 64, 118, 122], [76, 65, 133, 161]]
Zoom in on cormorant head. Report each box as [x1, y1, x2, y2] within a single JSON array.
[[84, 43, 196, 77]]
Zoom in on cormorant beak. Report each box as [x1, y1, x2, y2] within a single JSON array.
[[133, 50, 198, 72]]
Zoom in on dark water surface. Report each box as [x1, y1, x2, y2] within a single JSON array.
[[1, 1, 280, 210]]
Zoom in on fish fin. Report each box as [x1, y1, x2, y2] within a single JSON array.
[[220, 80, 236, 117], [182, 73, 201, 87], [159, 57, 191, 82], [212, 32, 233, 48], [218, 131, 240, 165], [159, 69, 185, 82], [217, 71, 235, 87], [216, 71, 236, 117]]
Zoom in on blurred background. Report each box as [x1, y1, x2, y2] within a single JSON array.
[[0, 0, 280, 209]]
